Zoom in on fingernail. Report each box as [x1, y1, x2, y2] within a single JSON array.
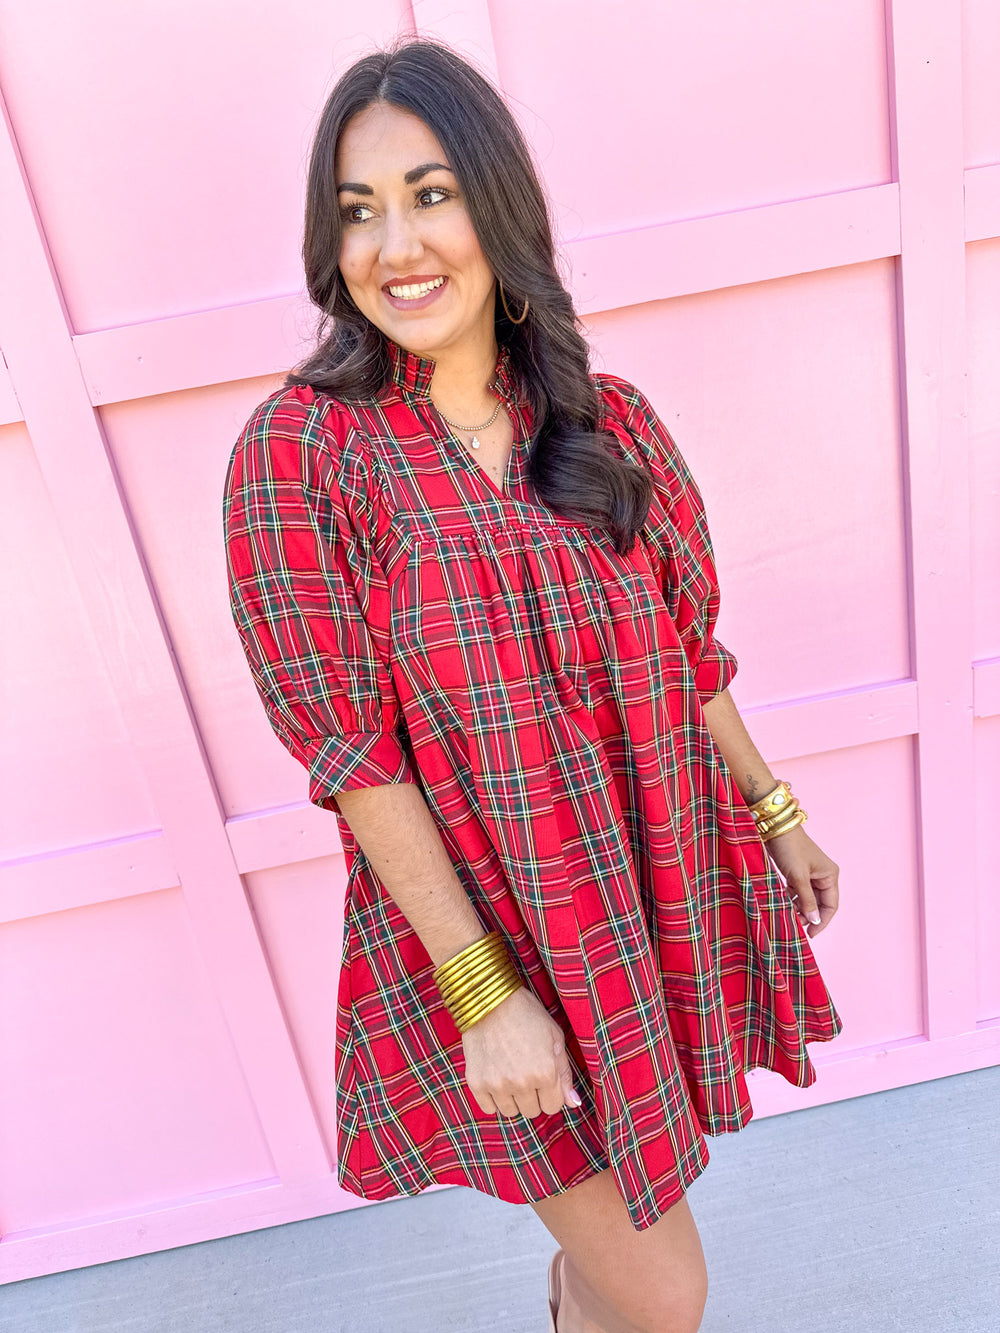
[[567, 1089, 582, 1106], [808, 911, 821, 925]]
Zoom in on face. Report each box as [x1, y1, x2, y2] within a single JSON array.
[[334, 102, 498, 362]]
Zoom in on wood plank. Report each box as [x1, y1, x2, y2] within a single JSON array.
[[886, 0, 975, 1040]]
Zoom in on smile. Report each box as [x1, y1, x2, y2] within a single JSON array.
[[386, 276, 446, 300]]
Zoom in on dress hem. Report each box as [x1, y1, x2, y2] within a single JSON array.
[[335, 1016, 843, 1233]]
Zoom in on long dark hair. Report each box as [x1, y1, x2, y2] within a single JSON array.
[[284, 37, 652, 554]]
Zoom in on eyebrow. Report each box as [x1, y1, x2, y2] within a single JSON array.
[[336, 162, 454, 195], [404, 161, 452, 184]]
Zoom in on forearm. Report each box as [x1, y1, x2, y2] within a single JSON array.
[[332, 782, 488, 967], [700, 687, 779, 808]]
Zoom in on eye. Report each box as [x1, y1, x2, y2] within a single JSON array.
[[417, 186, 452, 207], [340, 201, 375, 224]]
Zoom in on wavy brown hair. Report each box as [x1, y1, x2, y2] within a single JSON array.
[[285, 37, 652, 554]]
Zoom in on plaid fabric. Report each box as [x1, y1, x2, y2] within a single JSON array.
[[223, 339, 843, 1231]]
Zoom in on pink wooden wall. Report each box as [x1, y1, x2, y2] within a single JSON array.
[[1, 0, 997, 1282]]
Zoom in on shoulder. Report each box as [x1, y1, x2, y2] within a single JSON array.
[[591, 371, 689, 494], [235, 383, 373, 460], [226, 383, 378, 493], [592, 371, 671, 447], [223, 385, 391, 544], [591, 370, 650, 418]]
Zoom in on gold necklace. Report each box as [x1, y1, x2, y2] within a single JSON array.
[[435, 396, 503, 450]]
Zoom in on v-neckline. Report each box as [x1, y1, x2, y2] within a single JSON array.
[[385, 337, 524, 504], [434, 403, 520, 502]]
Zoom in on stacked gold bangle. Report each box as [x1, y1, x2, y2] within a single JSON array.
[[433, 932, 524, 1032], [748, 779, 808, 842]]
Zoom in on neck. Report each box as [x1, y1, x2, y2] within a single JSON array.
[[426, 325, 500, 418]]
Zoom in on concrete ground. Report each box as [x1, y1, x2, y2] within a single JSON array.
[[4, 1064, 998, 1332]]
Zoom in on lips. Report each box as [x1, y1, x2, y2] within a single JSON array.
[[382, 275, 449, 311], [383, 274, 446, 297]]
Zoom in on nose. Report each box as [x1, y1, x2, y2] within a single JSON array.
[[379, 206, 424, 273]]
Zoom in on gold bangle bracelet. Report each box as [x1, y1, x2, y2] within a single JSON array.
[[753, 798, 799, 827], [437, 949, 512, 1002], [756, 802, 802, 836], [759, 808, 805, 839], [436, 939, 514, 991], [749, 779, 795, 821], [755, 793, 801, 828], [453, 977, 524, 1031], [760, 809, 808, 842], [438, 958, 519, 1006], [433, 932, 504, 984], [451, 980, 522, 1030], [446, 967, 521, 1017], [431, 931, 524, 1030]]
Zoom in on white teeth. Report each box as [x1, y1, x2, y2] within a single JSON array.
[[387, 276, 446, 299]]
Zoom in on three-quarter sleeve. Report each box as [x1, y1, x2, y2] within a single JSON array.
[[598, 375, 739, 703], [223, 386, 417, 809]]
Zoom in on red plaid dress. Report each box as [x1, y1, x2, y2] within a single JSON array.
[[223, 338, 842, 1231]]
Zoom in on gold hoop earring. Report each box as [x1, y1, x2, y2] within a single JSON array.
[[498, 279, 529, 325]]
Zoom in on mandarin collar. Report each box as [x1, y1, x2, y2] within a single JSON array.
[[385, 338, 518, 405]]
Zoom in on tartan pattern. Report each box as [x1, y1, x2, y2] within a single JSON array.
[[223, 340, 843, 1231]]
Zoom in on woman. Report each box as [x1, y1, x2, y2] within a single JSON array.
[[223, 37, 842, 1333]]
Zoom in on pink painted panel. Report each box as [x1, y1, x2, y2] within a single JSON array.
[[0, 888, 274, 1233], [967, 237, 1000, 1025], [975, 718, 1000, 1022], [966, 239, 1000, 664], [584, 259, 909, 706], [0, 0, 412, 333], [244, 858, 348, 1153], [491, 0, 891, 245], [963, 0, 1000, 166], [746, 738, 923, 1059], [96, 377, 304, 818], [0, 424, 158, 860]]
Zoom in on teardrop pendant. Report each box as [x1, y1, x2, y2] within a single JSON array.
[[470, 435, 481, 449]]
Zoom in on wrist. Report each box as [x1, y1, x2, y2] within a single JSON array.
[[740, 775, 780, 807]]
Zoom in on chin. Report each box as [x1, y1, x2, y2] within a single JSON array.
[[386, 321, 452, 353]]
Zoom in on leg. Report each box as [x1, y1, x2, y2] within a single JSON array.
[[529, 1167, 708, 1333]]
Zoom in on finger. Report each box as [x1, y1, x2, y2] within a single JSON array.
[[788, 875, 821, 926], [818, 882, 840, 914], [515, 1089, 542, 1119], [473, 1088, 498, 1116], [494, 1095, 521, 1118], [538, 1084, 568, 1115], [552, 1035, 583, 1110], [805, 883, 840, 936]]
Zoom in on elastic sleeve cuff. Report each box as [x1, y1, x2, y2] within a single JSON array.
[[307, 731, 418, 808], [692, 639, 739, 702]]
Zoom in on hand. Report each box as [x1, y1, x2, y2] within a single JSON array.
[[762, 822, 840, 940], [460, 985, 582, 1119]]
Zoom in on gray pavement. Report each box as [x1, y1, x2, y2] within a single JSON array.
[[4, 1064, 999, 1332]]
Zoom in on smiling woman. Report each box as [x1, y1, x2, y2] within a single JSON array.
[[222, 36, 842, 1333], [286, 39, 654, 553]]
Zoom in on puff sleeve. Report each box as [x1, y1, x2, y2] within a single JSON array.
[[223, 386, 417, 809], [598, 375, 739, 702]]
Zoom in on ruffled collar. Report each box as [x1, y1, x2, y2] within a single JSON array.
[[385, 338, 519, 406]]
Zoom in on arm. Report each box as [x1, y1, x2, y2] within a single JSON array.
[[332, 781, 489, 967], [700, 686, 778, 808], [332, 780, 581, 1114], [601, 378, 840, 938], [701, 687, 838, 935]]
